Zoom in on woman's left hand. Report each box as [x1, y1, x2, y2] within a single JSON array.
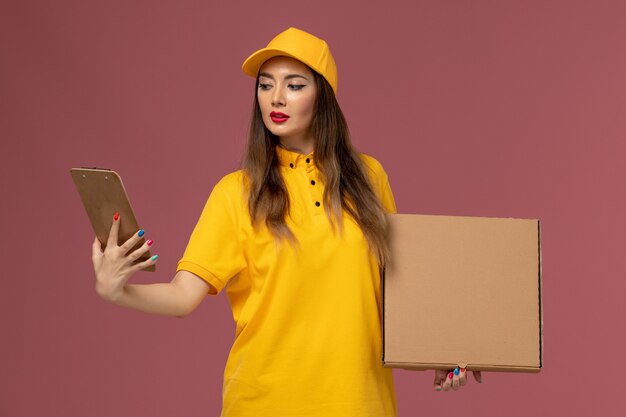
[[433, 368, 483, 391]]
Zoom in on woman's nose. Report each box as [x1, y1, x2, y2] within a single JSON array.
[[271, 85, 286, 106]]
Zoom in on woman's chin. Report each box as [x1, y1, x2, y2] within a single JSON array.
[[267, 126, 295, 139]]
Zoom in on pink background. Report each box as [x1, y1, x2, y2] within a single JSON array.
[[1, 0, 623, 416]]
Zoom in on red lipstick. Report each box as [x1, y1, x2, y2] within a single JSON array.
[[270, 111, 290, 123]]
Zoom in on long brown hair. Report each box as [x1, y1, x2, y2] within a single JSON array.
[[242, 66, 390, 267]]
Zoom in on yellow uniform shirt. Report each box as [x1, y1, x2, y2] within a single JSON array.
[[176, 146, 397, 417]]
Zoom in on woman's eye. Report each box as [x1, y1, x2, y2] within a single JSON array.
[[258, 83, 304, 91]]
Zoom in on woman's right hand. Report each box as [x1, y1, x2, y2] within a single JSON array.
[[92, 212, 157, 302], [433, 368, 483, 392]]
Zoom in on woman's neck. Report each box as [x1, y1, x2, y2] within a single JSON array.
[[278, 135, 314, 155]]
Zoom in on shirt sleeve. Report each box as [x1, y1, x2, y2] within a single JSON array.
[[360, 153, 397, 214], [379, 168, 397, 214], [176, 178, 247, 295]]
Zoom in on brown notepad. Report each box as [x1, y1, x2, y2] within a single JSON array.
[[69, 167, 155, 272]]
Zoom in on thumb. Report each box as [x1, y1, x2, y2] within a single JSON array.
[[92, 236, 103, 257], [472, 371, 483, 384]]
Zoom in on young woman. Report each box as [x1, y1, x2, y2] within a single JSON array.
[[92, 27, 481, 417]]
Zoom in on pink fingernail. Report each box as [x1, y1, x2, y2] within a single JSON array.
[[448, 372, 453, 379], [146, 239, 154, 246]]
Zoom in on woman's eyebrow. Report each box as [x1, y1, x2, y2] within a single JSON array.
[[258, 72, 309, 81]]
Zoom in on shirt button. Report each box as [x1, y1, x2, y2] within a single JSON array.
[[315, 201, 320, 207], [306, 158, 310, 163], [289, 163, 294, 168], [310, 180, 316, 185]]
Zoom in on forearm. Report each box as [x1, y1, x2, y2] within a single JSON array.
[[109, 282, 189, 318]]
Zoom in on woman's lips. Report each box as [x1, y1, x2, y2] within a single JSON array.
[[270, 112, 289, 123]]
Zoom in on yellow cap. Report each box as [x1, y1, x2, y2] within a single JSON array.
[[242, 27, 338, 95]]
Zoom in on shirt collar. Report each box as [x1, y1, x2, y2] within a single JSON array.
[[275, 145, 315, 170]]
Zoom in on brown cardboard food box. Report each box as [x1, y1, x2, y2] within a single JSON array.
[[382, 213, 543, 373]]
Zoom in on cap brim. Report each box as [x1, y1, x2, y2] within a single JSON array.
[[242, 48, 307, 78]]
